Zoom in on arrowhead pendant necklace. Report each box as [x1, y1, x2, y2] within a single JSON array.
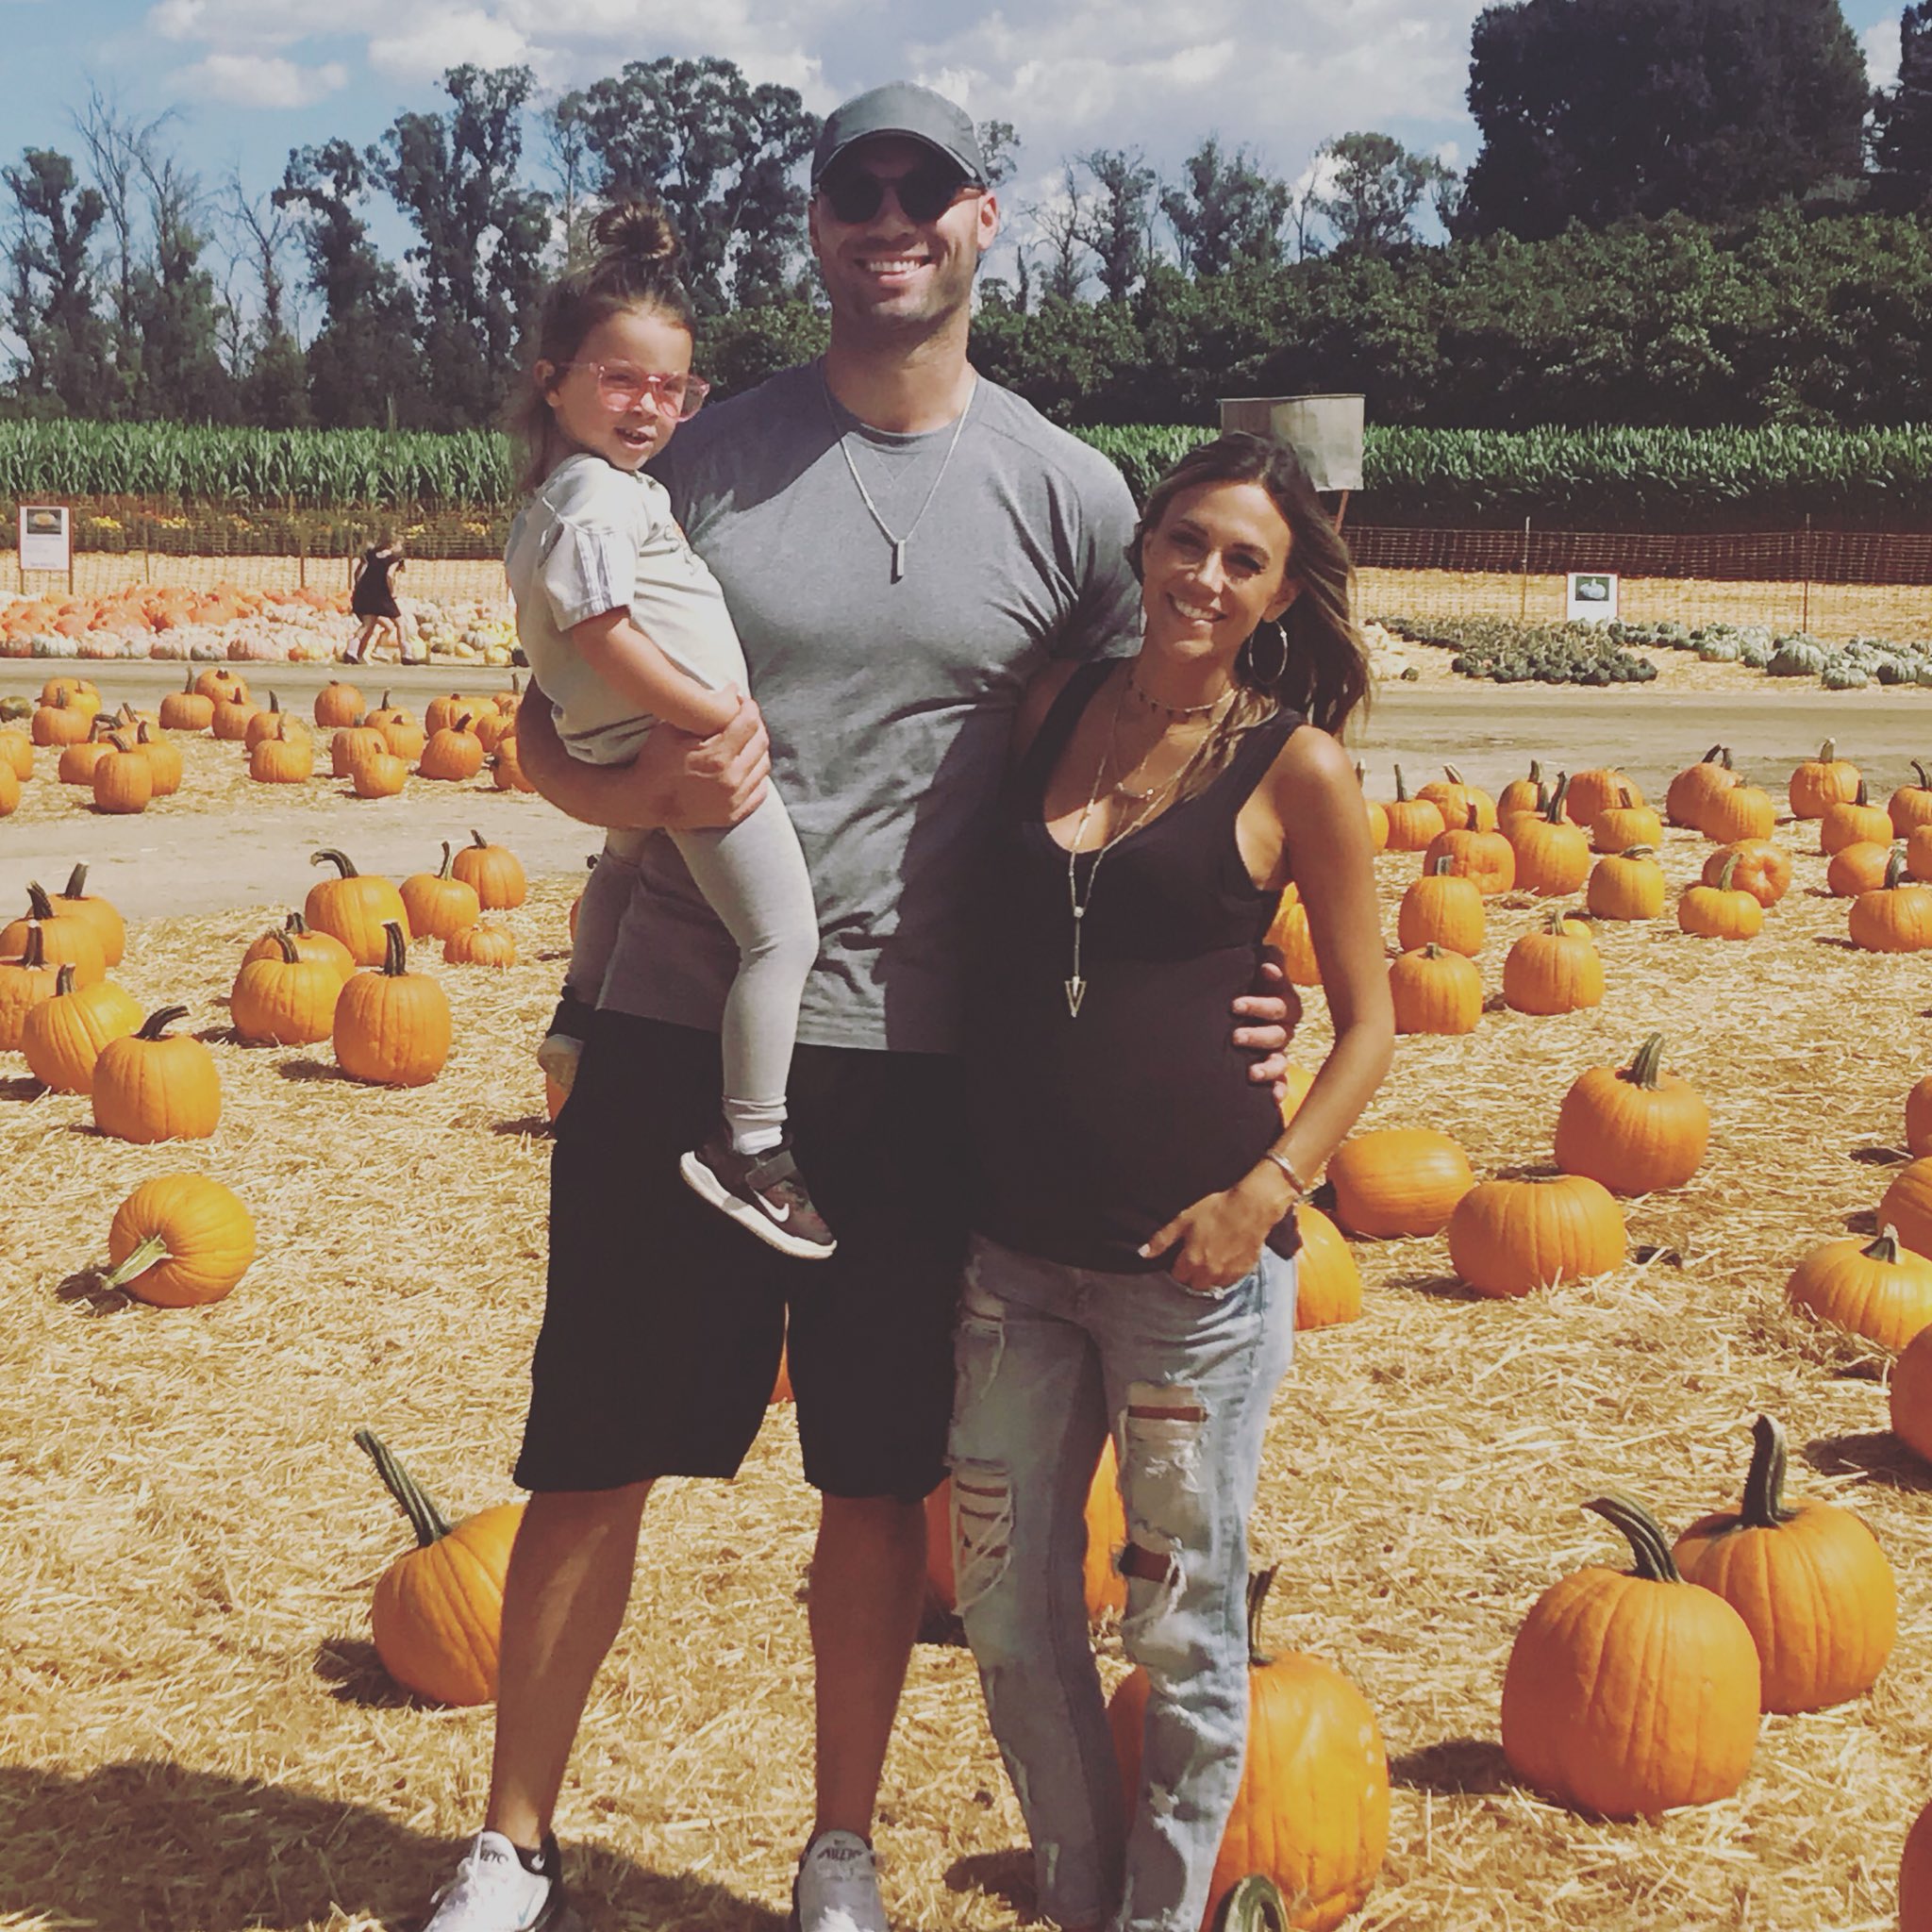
[[823, 366, 975, 582], [1063, 672, 1234, 1018]]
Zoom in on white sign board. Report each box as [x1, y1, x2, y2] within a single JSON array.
[[1566, 572, 1619, 624], [18, 506, 71, 574]]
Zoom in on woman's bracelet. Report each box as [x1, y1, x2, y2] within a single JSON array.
[[1260, 1148, 1310, 1198]]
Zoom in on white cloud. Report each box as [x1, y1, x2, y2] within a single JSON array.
[[367, 6, 533, 78], [171, 51, 348, 106], [1864, 13, 1902, 92]]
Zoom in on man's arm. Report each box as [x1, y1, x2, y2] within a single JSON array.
[[517, 677, 772, 832]]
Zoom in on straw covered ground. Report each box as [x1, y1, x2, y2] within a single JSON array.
[[1, 782, 1928, 1930]]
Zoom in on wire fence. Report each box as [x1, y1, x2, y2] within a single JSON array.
[[8, 508, 1932, 642]]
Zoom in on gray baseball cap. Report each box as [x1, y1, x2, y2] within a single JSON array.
[[811, 82, 987, 189]]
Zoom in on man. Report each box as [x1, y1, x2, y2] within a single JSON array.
[[420, 81, 1290, 1932]]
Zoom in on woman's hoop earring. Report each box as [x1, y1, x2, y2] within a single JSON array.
[[1244, 620, 1290, 686]]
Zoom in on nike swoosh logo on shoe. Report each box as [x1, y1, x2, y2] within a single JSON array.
[[763, 1200, 792, 1223]]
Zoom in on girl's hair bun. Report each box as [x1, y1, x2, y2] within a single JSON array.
[[591, 198, 681, 271]]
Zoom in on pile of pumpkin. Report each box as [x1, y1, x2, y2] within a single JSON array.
[[0, 580, 345, 658], [0, 670, 535, 818], [1267, 741, 1932, 1053]]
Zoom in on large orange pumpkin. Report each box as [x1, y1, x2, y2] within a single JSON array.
[[92, 1006, 222, 1143], [1501, 1494, 1760, 1817], [305, 849, 411, 967], [1327, 1128, 1474, 1238], [100, 1174, 257, 1307], [333, 922, 451, 1087], [1108, 1570, 1388, 1932], [1672, 1414, 1894, 1714], [1445, 1174, 1626, 1297], [355, 1428, 524, 1707], [1554, 1031, 1709, 1195], [1786, 1225, 1932, 1352]]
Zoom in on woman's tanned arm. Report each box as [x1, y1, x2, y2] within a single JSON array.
[[516, 676, 773, 832]]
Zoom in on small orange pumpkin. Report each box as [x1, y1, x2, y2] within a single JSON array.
[[444, 922, 519, 969], [1554, 1031, 1708, 1196], [92, 1006, 222, 1143], [1446, 1174, 1626, 1297], [100, 1174, 257, 1307], [1327, 1128, 1474, 1238], [1389, 943, 1481, 1035], [1787, 1225, 1932, 1352]]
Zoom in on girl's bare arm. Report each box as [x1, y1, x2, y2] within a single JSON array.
[[570, 606, 741, 738]]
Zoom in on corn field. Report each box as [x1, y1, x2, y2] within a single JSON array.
[[11, 420, 1932, 526]]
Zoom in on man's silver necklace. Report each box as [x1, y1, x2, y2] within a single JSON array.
[[1061, 674, 1233, 1017], [822, 368, 975, 582]]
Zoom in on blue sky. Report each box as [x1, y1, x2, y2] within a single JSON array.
[[3, 0, 1913, 298]]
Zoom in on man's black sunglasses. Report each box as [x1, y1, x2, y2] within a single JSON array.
[[817, 159, 977, 225]]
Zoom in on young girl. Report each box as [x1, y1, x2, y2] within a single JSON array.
[[950, 433, 1395, 1931], [506, 200, 833, 1261], [347, 533, 416, 663]]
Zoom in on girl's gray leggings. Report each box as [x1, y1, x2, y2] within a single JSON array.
[[567, 791, 819, 1137]]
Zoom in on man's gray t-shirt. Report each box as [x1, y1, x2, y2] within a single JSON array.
[[595, 359, 1142, 1056]]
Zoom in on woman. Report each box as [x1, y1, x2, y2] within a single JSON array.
[[951, 431, 1395, 1932], [347, 532, 416, 664]]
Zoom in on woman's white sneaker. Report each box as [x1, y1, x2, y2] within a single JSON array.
[[422, 1830, 576, 1931], [790, 1830, 887, 1932]]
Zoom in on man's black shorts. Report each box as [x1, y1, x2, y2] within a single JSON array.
[[515, 1010, 969, 1501]]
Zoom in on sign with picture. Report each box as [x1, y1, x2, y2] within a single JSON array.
[[18, 505, 71, 573], [1566, 572, 1619, 624]]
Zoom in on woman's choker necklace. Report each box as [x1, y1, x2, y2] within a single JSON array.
[[1126, 671, 1233, 721]]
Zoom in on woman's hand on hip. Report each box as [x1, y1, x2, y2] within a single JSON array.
[[1139, 1184, 1279, 1294]]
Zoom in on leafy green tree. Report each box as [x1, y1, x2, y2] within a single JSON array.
[[123, 148, 235, 421], [977, 120, 1021, 190], [1873, 4, 1932, 211], [1313, 132, 1456, 255], [1461, 0, 1870, 237], [372, 64, 552, 426], [565, 57, 819, 311], [1077, 148, 1157, 300], [3, 148, 113, 413], [1160, 140, 1291, 275], [275, 138, 425, 427]]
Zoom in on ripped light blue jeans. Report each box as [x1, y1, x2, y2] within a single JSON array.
[[948, 1231, 1297, 1932]]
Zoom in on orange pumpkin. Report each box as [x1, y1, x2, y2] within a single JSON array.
[[305, 850, 411, 966], [1789, 738, 1861, 820], [356, 1428, 523, 1706], [451, 829, 528, 908], [1422, 806, 1515, 895], [1415, 764, 1496, 832], [135, 722, 183, 796], [1502, 912, 1603, 1014], [1787, 1225, 1932, 1352], [21, 964, 142, 1093], [91, 733, 152, 815], [314, 679, 365, 729], [1849, 847, 1932, 953], [333, 922, 451, 1087], [419, 718, 485, 782], [1446, 1174, 1626, 1297], [243, 911, 355, 985], [1827, 840, 1894, 899], [1586, 846, 1664, 922], [1678, 855, 1763, 941], [230, 930, 342, 1046], [1890, 1324, 1932, 1462], [1702, 839, 1790, 908], [1291, 1205, 1361, 1330], [0, 882, 106, 989], [1507, 779, 1591, 896], [100, 1174, 257, 1307], [1889, 760, 1932, 840], [1395, 857, 1483, 957], [1327, 1128, 1474, 1238], [1701, 782, 1777, 846], [1109, 1570, 1388, 1932], [1820, 782, 1892, 857], [444, 922, 519, 968], [1502, 1494, 1759, 1817], [1902, 1798, 1932, 1932], [50, 862, 125, 967], [158, 671, 215, 733], [1382, 766, 1445, 853], [92, 1006, 222, 1143], [1554, 1031, 1708, 1196], [0, 927, 60, 1049], [1389, 943, 1481, 1035], [1673, 1414, 1894, 1715], [1564, 767, 1641, 827]]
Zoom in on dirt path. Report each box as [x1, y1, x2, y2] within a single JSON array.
[[8, 660, 1931, 922]]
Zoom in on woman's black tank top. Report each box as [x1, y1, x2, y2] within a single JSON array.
[[967, 658, 1306, 1273]]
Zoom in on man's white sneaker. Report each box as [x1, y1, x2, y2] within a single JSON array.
[[421, 1830, 575, 1931], [790, 1829, 888, 1932]]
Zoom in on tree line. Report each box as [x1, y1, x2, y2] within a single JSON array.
[[8, 0, 1932, 435]]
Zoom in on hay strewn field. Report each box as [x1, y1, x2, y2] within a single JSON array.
[[2, 795, 1928, 1931]]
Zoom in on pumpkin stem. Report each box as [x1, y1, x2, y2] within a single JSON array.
[[25, 881, 55, 921], [437, 841, 456, 880], [381, 920, 408, 977], [1244, 1566, 1277, 1669], [1528, 758, 1541, 783], [62, 862, 88, 899], [1424, 941, 1442, 958], [1443, 763, 1464, 783], [1584, 1493, 1684, 1583], [1721, 746, 1734, 770], [134, 1004, 190, 1041], [1820, 737, 1836, 761], [352, 1427, 453, 1547], [13, 927, 46, 968], [1716, 852, 1741, 891], [1855, 777, 1870, 808], [53, 963, 75, 996], [285, 912, 310, 935], [271, 930, 300, 964], [470, 828, 488, 849], [1698, 743, 1723, 766], [1739, 1414, 1799, 1530], [1621, 1032, 1667, 1089], [1866, 1224, 1904, 1265], [1886, 844, 1909, 891], [1393, 764, 1409, 802], [1464, 804, 1479, 831], [1913, 760, 1931, 791], [96, 1231, 172, 1293], [1219, 1877, 1292, 1932], [1545, 774, 1571, 823], [267, 692, 280, 714], [1619, 844, 1657, 860], [311, 849, 358, 878]]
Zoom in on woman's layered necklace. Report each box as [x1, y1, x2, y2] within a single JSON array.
[[1062, 671, 1234, 1017]]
